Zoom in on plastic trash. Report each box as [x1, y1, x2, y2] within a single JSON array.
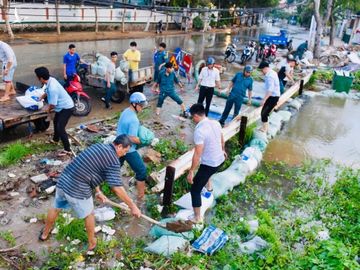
[[102, 135, 117, 144], [40, 159, 62, 166], [90, 63, 98, 75], [119, 60, 129, 72], [144, 235, 189, 257], [138, 125, 155, 146], [115, 66, 125, 82], [149, 218, 194, 240], [248, 220, 259, 233], [192, 225, 228, 255], [239, 236, 268, 254], [101, 224, 116, 235], [94, 207, 116, 222]]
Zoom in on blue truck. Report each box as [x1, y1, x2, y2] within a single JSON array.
[[259, 30, 293, 51]]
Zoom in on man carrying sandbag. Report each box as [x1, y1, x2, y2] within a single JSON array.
[[187, 103, 226, 223], [38, 134, 141, 251], [219, 65, 253, 127], [117, 92, 148, 200], [35, 67, 74, 155]]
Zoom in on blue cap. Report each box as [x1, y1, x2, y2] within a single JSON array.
[[244, 65, 253, 72], [207, 57, 215, 65]]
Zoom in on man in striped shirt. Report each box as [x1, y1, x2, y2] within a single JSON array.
[[39, 134, 141, 251]]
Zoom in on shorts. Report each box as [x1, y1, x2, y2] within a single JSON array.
[[120, 151, 147, 181], [2, 63, 16, 82], [157, 91, 183, 108], [53, 188, 94, 219]]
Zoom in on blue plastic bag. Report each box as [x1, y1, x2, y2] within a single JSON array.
[[192, 225, 228, 255]]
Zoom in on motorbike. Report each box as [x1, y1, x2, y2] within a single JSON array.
[[256, 42, 268, 62], [224, 43, 239, 63], [240, 41, 256, 64], [65, 73, 92, 116], [267, 44, 277, 62]]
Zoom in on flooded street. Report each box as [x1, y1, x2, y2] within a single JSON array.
[[264, 95, 360, 168]]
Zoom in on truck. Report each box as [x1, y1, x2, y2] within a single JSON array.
[[79, 53, 154, 104], [259, 30, 293, 51]]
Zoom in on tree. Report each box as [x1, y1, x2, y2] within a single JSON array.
[[1, 0, 14, 40], [55, 0, 61, 35], [313, 0, 333, 59]]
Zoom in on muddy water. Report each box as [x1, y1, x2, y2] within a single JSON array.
[[264, 95, 360, 169]]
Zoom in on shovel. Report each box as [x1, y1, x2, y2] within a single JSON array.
[[106, 200, 193, 233]]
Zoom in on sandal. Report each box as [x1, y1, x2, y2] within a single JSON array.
[[38, 228, 49, 242]]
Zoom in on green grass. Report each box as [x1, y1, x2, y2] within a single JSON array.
[[0, 230, 16, 247], [0, 140, 58, 167]]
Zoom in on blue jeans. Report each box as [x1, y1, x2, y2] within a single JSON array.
[[157, 91, 183, 108], [279, 80, 286, 95], [120, 151, 147, 181], [105, 82, 116, 105], [219, 95, 243, 125]]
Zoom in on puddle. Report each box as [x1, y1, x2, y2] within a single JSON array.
[[264, 95, 360, 169]]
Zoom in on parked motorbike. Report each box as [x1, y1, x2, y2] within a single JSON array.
[[240, 41, 256, 64], [65, 74, 91, 116], [256, 42, 268, 62], [267, 44, 277, 62], [224, 43, 239, 63]]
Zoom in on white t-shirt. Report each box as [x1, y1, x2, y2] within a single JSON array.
[[0, 41, 17, 66], [283, 64, 294, 82], [106, 62, 116, 83], [194, 118, 225, 167], [198, 67, 220, 87]]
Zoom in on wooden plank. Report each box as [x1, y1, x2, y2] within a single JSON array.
[[151, 72, 312, 193]]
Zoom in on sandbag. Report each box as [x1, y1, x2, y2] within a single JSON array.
[[267, 125, 279, 139], [97, 65, 106, 77], [25, 86, 45, 98], [276, 110, 292, 122], [96, 54, 111, 66], [239, 153, 258, 172], [174, 192, 214, 211], [288, 99, 302, 110], [211, 174, 234, 199], [144, 235, 189, 257], [252, 130, 269, 144], [16, 95, 44, 111], [239, 236, 268, 254], [115, 67, 125, 82], [269, 112, 282, 129], [149, 218, 194, 240], [138, 125, 155, 146], [192, 225, 228, 255], [91, 63, 98, 75], [242, 147, 263, 164], [249, 139, 267, 152], [211, 168, 245, 192], [119, 60, 129, 72]]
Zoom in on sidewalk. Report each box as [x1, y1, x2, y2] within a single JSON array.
[[0, 28, 234, 44]]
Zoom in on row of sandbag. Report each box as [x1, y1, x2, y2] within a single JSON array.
[[90, 53, 128, 85], [144, 96, 306, 257]]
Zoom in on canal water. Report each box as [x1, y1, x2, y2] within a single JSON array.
[[264, 94, 360, 169]]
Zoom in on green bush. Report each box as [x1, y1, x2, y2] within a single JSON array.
[[193, 16, 204, 30]]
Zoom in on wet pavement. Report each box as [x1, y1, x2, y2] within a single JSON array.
[[264, 94, 360, 169], [2, 21, 306, 143]]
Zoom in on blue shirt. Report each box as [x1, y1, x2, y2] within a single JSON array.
[[117, 108, 139, 153], [63, 52, 80, 77], [157, 70, 179, 93], [154, 50, 168, 67], [230, 72, 253, 98], [57, 144, 123, 199], [46, 77, 74, 112]]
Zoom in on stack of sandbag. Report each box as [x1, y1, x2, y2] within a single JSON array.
[[16, 86, 45, 111], [115, 67, 127, 85], [90, 53, 110, 77]]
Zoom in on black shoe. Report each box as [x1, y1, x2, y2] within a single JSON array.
[[219, 120, 224, 128]]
